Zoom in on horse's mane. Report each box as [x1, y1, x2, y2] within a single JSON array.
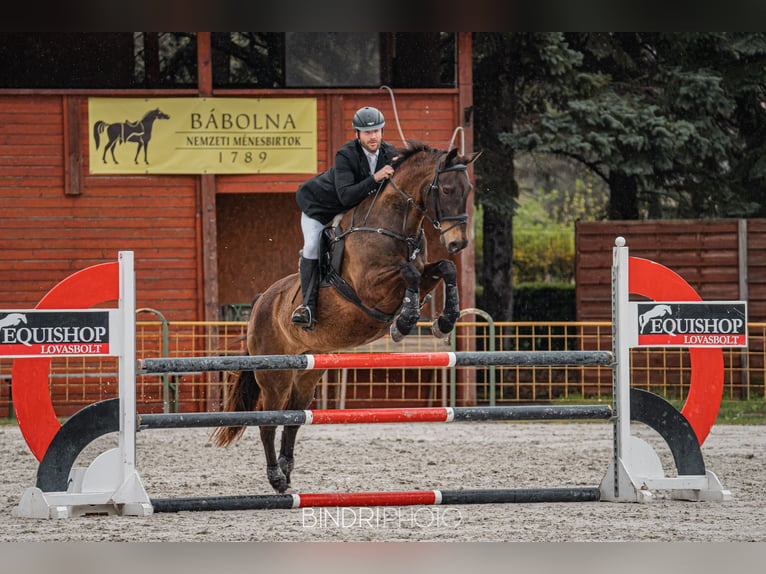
[[391, 139, 434, 169]]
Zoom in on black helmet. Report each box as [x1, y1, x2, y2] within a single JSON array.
[[352, 106, 385, 131]]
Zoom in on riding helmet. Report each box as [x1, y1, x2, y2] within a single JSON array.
[[352, 107, 385, 131]]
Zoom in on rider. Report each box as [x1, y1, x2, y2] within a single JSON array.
[[291, 106, 396, 331]]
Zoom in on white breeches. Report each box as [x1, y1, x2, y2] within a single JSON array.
[[300, 212, 326, 260]]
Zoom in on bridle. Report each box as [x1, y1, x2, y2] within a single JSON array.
[[338, 150, 469, 261], [420, 152, 469, 234]]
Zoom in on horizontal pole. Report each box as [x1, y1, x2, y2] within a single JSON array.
[[150, 487, 602, 512], [137, 404, 612, 430], [138, 351, 614, 374]]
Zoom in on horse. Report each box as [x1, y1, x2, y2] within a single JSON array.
[[211, 140, 481, 494], [638, 304, 673, 332], [0, 312, 27, 329], [93, 108, 170, 165]]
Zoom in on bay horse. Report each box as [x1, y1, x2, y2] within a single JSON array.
[[93, 108, 170, 165], [211, 140, 481, 493]]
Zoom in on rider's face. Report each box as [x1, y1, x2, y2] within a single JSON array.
[[357, 129, 383, 153]]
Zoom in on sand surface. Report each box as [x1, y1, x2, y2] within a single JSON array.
[[1, 420, 764, 542]]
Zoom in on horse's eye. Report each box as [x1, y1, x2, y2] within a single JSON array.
[[441, 185, 453, 195]]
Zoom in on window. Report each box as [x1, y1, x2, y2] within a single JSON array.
[[285, 32, 381, 87], [0, 33, 456, 90], [0, 33, 197, 89], [211, 33, 284, 88], [211, 33, 456, 89]]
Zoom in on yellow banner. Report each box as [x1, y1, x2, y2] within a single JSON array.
[[88, 97, 317, 174]]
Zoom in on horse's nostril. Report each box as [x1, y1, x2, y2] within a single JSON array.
[[448, 241, 466, 254]]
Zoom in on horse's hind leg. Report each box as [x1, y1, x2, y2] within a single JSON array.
[[256, 371, 293, 493], [423, 260, 460, 339], [390, 262, 421, 343], [104, 139, 118, 164], [277, 370, 325, 491]]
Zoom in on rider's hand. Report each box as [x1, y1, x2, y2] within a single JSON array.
[[373, 165, 394, 182]]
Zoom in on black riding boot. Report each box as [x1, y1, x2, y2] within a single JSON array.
[[291, 257, 319, 331]]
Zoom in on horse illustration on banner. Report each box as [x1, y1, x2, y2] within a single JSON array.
[[93, 108, 170, 165], [638, 304, 673, 332]]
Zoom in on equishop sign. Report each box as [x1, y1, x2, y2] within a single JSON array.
[[0, 310, 114, 357], [635, 301, 748, 347]]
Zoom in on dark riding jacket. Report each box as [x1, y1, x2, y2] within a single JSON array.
[[296, 139, 396, 225]]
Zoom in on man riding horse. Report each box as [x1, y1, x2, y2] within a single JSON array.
[[292, 106, 396, 331]]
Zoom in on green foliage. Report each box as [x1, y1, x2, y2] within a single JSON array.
[[500, 32, 766, 219], [514, 224, 573, 284], [513, 282, 576, 321], [512, 175, 608, 284]]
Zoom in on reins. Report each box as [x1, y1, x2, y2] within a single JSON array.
[[332, 150, 468, 261]]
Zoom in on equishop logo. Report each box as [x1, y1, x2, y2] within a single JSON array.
[[0, 310, 110, 356], [635, 302, 747, 346]]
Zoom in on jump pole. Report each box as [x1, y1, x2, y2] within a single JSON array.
[[138, 350, 613, 374], [151, 488, 602, 513]]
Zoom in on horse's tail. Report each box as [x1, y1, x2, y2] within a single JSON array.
[[209, 360, 261, 447], [93, 121, 107, 149]]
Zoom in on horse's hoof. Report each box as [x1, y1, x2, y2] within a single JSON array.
[[390, 323, 404, 343], [431, 318, 452, 339], [267, 465, 289, 494]]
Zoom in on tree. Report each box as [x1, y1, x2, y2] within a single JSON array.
[[473, 33, 584, 320], [502, 33, 766, 219]]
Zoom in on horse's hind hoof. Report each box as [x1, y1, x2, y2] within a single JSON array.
[[267, 465, 290, 494], [431, 318, 453, 339]]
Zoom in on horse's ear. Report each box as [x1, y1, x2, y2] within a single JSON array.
[[445, 147, 460, 164], [463, 149, 483, 165]]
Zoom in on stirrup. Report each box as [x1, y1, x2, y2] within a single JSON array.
[[291, 305, 316, 331]]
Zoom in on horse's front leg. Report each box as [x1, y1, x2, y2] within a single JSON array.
[[390, 262, 421, 343], [134, 142, 144, 164], [422, 260, 460, 339]]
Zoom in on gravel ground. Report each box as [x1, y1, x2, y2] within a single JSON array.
[[1, 420, 764, 543]]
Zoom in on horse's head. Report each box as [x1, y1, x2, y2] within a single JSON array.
[[429, 146, 481, 253], [392, 142, 481, 254], [146, 108, 171, 121]]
